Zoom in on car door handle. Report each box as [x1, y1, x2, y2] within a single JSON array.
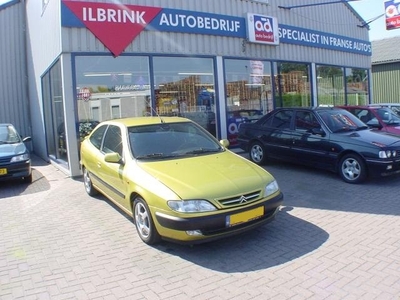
[[97, 162, 101, 168]]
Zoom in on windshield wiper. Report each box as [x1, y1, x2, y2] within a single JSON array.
[[183, 148, 221, 155], [332, 126, 357, 133], [356, 125, 369, 131], [136, 153, 178, 159]]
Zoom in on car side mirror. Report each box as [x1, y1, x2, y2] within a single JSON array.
[[219, 139, 230, 148], [311, 127, 326, 137], [104, 152, 123, 164], [22, 136, 32, 143]]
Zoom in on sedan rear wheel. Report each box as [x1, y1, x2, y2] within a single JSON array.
[[83, 167, 98, 196], [249, 141, 267, 165], [133, 197, 161, 245], [339, 154, 367, 184]]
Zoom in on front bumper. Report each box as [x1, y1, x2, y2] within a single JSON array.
[[365, 158, 400, 178], [0, 160, 31, 182], [155, 192, 283, 243]]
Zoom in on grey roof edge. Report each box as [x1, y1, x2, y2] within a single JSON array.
[[0, 0, 20, 11], [372, 36, 400, 64]]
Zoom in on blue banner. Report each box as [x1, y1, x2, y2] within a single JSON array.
[[279, 25, 371, 56], [148, 9, 246, 38]]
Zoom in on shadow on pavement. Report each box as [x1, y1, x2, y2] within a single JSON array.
[[0, 156, 51, 199], [155, 206, 329, 273], [263, 161, 400, 216], [0, 168, 51, 198]]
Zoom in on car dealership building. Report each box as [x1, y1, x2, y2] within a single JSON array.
[[0, 0, 371, 177]]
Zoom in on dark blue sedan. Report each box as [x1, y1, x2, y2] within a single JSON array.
[[237, 107, 400, 184]]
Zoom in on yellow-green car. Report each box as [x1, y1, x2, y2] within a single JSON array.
[[80, 117, 283, 245]]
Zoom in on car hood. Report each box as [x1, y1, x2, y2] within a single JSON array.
[[338, 129, 400, 147], [383, 125, 400, 135], [0, 142, 27, 157], [137, 151, 273, 200]]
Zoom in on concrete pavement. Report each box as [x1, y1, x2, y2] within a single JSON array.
[[0, 154, 399, 299]]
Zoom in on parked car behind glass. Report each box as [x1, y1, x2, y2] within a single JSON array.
[[80, 116, 283, 245], [338, 105, 400, 136], [237, 107, 400, 184], [0, 123, 32, 183]]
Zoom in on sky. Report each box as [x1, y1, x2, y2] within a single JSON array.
[[0, 0, 399, 41], [349, 0, 400, 41]]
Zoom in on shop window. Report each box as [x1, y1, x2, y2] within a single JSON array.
[[316, 65, 345, 106], [153, 56, 217, 137], [41, 60, 67, 165], [75, 55, 151, 124], [276, 62, 311, 108], [224, 59, 272, 146], [345, 68, 369, 105]]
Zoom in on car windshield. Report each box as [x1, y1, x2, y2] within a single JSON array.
[[317, 110, 366, 133], [128, 122, 223, 160], [0, 125, 22, 144], [391, 106, 400, 117], [375, 108, 400, 125]]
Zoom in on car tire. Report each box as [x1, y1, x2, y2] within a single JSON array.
[[83, 167, 98, 196], [339, 154, 367, 184], [133, 197, 161, 245], [249, 141, 267, 165]]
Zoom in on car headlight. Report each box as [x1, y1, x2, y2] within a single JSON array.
[[379, 150, 397, 158], [264, 180, 279, 197], [168, 200, 217, 213], [10, 154, 30, 162]]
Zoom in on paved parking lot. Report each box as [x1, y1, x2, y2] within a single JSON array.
[[1, 153, 399, 300]]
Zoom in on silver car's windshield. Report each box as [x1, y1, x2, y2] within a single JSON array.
[[128, 122, 223, 159], [376, 108, 400, 125], [0, 125, 22, 144]]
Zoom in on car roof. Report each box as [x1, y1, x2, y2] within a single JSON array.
[[274, 106, 346, 112], [337, 105, 371, 108], [338, 105, 393, 110], [99, 116, 191, 127], [369, 103, 400, 107]]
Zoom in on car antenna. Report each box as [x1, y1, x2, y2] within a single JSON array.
[[149, 104, 165, 123]]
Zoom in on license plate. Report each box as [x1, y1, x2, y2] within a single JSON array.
[[226, 206, 264, 227], [0, 168, 7, 176]]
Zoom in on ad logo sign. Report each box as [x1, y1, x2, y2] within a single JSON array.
[[62, 1, 162, 56], [246, 13, 279, 45], [385, 0, 400, 30]]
